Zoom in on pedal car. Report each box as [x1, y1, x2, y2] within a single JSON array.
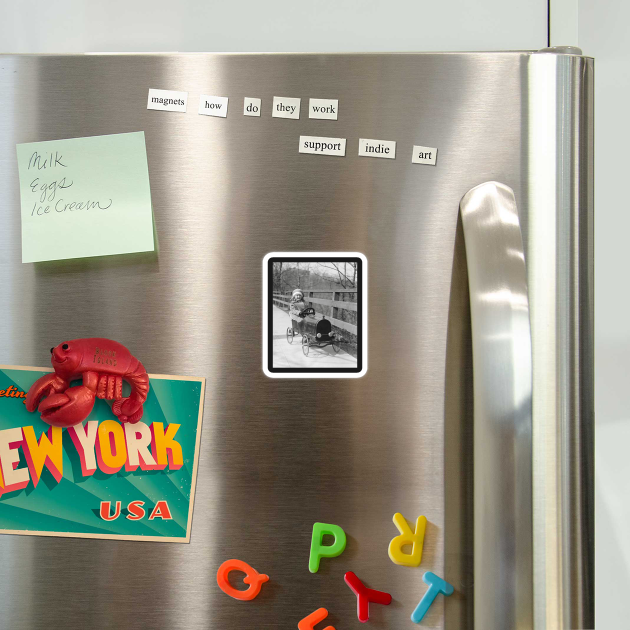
[[286, 308, 342, 356]]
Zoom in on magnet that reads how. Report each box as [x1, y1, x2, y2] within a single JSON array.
[[198, 95, 229, 118], [0, 365, 205, 543]]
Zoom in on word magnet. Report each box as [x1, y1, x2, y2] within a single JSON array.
[[358, 138, 396, 159], [216, 559, 269, 601], [411, 145, 438, 165], [272, 96, 300, 119], [411, 572, 454, 624], [244, 97, 261, 116], [388, 512, 427, 566], [198, 95, 228, 118], [147, 88, 187, 112], [309, 522, 346, 573], [344, 571, 392, 622]]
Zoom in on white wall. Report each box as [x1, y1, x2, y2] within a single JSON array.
[[0, 0, 547, 53], [576, 1, 629, 627]]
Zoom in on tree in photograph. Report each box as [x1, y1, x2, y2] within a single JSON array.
[[308, 262, 357, 288]]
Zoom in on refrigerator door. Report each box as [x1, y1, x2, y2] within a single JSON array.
[[0, 52, 593, 629]]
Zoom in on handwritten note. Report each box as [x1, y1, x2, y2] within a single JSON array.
[[16, 132, 154, 263]]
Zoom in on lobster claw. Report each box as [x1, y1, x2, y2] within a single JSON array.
[[25, 373, 67, 413], [37, 386, 96, 428]]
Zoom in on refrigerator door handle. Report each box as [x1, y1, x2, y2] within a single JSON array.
[[460, 181, 533, 629]]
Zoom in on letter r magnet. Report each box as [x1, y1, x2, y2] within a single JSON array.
[[388, 512, 427, 566]]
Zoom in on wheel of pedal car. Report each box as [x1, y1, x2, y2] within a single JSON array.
[[287, 327, 294, 344], [332, 338, 341, 353], [302, 336, 309, 356]]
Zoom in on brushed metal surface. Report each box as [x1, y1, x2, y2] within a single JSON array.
[[527, 52, 595, 629], [460, 182, 533, 630], [0, 52, 593, 629]]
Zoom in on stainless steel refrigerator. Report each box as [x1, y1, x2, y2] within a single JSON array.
[[0, 50, 593, 629]]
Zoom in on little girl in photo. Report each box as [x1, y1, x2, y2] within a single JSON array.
[[289, 288, 306, 335]]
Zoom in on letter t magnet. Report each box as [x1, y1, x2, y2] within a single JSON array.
[[388, 512, 427, 566], [411, 572, 454, 624]]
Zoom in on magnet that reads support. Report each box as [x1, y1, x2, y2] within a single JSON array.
[[309, 522, 347, 573], [344, 571, 392, 622], [216, 559, 269, 601], [388, 512, 427, 567], [298, 607, 335, 630], [410, 572, 454, 624]]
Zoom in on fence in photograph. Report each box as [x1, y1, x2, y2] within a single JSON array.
[[272, 290, 358, 335]]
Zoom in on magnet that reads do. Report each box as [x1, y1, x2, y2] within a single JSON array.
[[216, 559, 269, 601], [309, 522, 347, 573], [388, 512, 427, 567]]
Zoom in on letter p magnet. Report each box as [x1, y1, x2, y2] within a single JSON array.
[[309, 522, 347, 573]]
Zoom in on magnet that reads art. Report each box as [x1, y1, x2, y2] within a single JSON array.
[[0, 366, 205, 542]]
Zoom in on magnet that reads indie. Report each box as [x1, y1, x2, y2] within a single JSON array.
[[0, 419, 182, 496], [358, 138, 396, 160]]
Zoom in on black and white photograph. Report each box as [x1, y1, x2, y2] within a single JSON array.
[[262, 253, 367, 377]]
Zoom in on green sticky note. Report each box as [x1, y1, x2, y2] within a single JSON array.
[[16, 132, 155, 263]]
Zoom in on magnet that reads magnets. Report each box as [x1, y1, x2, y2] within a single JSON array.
[[298, 607, 335, 630], [216, 559, 269, 601], [309, 522, 347, 573], [388, 512, 427, 567]]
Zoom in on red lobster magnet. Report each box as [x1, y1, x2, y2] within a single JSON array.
[[26, 338, 149, 428]]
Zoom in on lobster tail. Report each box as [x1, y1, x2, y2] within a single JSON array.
[[112, 358, 150, 424], [126, 358, 150, 403]]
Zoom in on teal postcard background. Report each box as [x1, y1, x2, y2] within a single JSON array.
[[0, 367, 204, 542]]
